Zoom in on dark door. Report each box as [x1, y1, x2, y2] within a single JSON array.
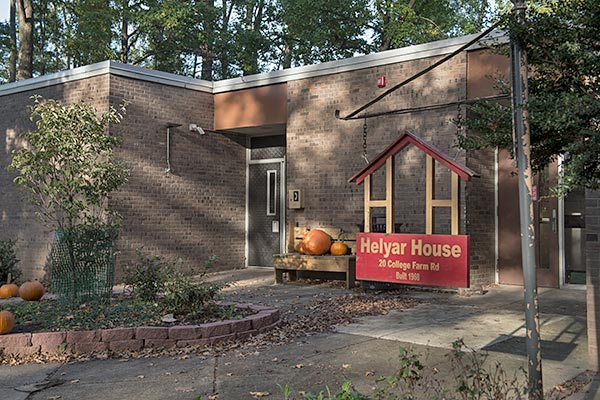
[[498, 150, 559, 287], [248, 160, 284, 267]]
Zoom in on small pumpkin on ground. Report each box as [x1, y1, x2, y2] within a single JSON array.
[[301, 229, 332, 255], [0, 284, 19, 299], [19, 281, 45, 301], [0, 310, 14, 335], [330, 241, 349, 256]]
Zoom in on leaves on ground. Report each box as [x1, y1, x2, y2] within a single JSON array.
[[1, 283, 418, 367], [250, 391, 270, 398]]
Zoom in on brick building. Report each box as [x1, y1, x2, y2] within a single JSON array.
[[0, 31, 596, 291]]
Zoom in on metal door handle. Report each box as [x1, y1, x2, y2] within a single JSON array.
[[552, 209, 557, 233]]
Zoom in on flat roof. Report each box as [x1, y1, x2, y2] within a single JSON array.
[[0, 30, 505, 97]]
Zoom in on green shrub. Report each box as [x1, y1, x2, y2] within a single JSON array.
[[124, 251, 225, 317], [123, 249, 175, 302], [162, 255, 226, 319], [0, 239, 22, 284]]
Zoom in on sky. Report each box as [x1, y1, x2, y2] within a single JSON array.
[[0, 1, 8, 23]]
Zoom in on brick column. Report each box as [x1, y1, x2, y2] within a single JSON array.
[[586, 190, 600, 371]]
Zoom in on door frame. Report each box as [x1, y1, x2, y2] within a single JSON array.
[[245, 151, 286, 268], [557, 155, 585, 289], [495, 153, 570, 288]]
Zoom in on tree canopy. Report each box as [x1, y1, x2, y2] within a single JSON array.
[[459, 0, 600, 195], [1, 0, 492, 82]]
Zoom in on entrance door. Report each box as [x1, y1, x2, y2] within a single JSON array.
[[534, 162, 560, 287], [248, 159, 284, 267], [498, 150, 559, 287]]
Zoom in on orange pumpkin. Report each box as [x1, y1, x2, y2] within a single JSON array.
[[295, 241, 307, 254], [301, 229, 332, 255], [0, 284, 19, 299], [0, 310, 14, 335], [330, 242, 349, 256], [19, 281, 45, 301]]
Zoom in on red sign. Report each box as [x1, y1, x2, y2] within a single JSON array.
[[377, 76, 387, 88], [356, 233, 469, 288]]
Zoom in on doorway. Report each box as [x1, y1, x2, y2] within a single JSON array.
[[247, 136, 286, 267], [497, 150, 560, 287], [563, 188, 587, 285]]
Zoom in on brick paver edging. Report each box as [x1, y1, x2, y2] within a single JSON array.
[[0, 303, 280, 356]]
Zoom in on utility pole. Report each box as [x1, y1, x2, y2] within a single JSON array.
[[510, 1, 544, 399]]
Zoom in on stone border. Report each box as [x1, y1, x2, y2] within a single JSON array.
[[0, 303, 279, 356]]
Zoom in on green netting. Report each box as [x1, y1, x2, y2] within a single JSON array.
[[50, 225, 118, 304]]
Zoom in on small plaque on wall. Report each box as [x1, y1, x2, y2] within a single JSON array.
[[288, 189, 303, 209]]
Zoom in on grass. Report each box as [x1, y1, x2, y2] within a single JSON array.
[[2, 297, 250, 333]]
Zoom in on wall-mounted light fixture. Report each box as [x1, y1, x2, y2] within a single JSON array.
[[189, 124, 205, 135]]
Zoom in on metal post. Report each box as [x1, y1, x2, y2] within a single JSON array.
[[510, 1, 543, 399]]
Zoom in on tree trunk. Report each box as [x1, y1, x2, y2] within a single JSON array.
[[219, 0, 234, 79], [37, 1, 46, 76], [8, 0, 17, 82], [282, 41, 292, 69], [120, 2, 129, 63], [16, 0, 34, 80], [250, 0, 264, 74], [200, 0, 215, 80], [379, 13, 392, 51], [201, 47, 213, 80]]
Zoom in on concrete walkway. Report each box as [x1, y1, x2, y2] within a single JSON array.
[[0, 268, 594, 399]]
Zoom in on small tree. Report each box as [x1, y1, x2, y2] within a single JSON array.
[[9, 96, 129, 302], [9, 96, 128, 229]]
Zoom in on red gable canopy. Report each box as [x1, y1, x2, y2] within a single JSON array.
[[348, 130, 477, 184]]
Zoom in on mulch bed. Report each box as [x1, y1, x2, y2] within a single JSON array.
[[0, 289, 420, 365], [2, 297, 253, 334]]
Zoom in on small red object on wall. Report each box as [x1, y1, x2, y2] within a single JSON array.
[[377, 76, 387, 88]]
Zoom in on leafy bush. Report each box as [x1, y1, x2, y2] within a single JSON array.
[[0, 239, 22, 284], [163, 275, 226, 319], [124, 251, 226, 318], [123, 249, 175, 302], [162, 255, 226, 319]]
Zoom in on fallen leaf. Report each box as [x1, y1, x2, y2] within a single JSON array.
[[161, 314, 177, 323], [294, 364, 303, 369], [69, 380, 79, 384], [250, 391, 270, 398], [365, 370, 374, 377], [342, 364, 351, 369]]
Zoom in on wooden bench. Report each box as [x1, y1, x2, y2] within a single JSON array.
[[273, 226, 357, 289]]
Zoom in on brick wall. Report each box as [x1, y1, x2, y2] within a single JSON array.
[[0, 74, 246, 281], [286, 52, 495, 287], [465, 148, 496, 287], [287, 55, 466, 230], [0, 75, 111, 280], [108, 75, 246, 279], [586, 189, 600, 370]]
